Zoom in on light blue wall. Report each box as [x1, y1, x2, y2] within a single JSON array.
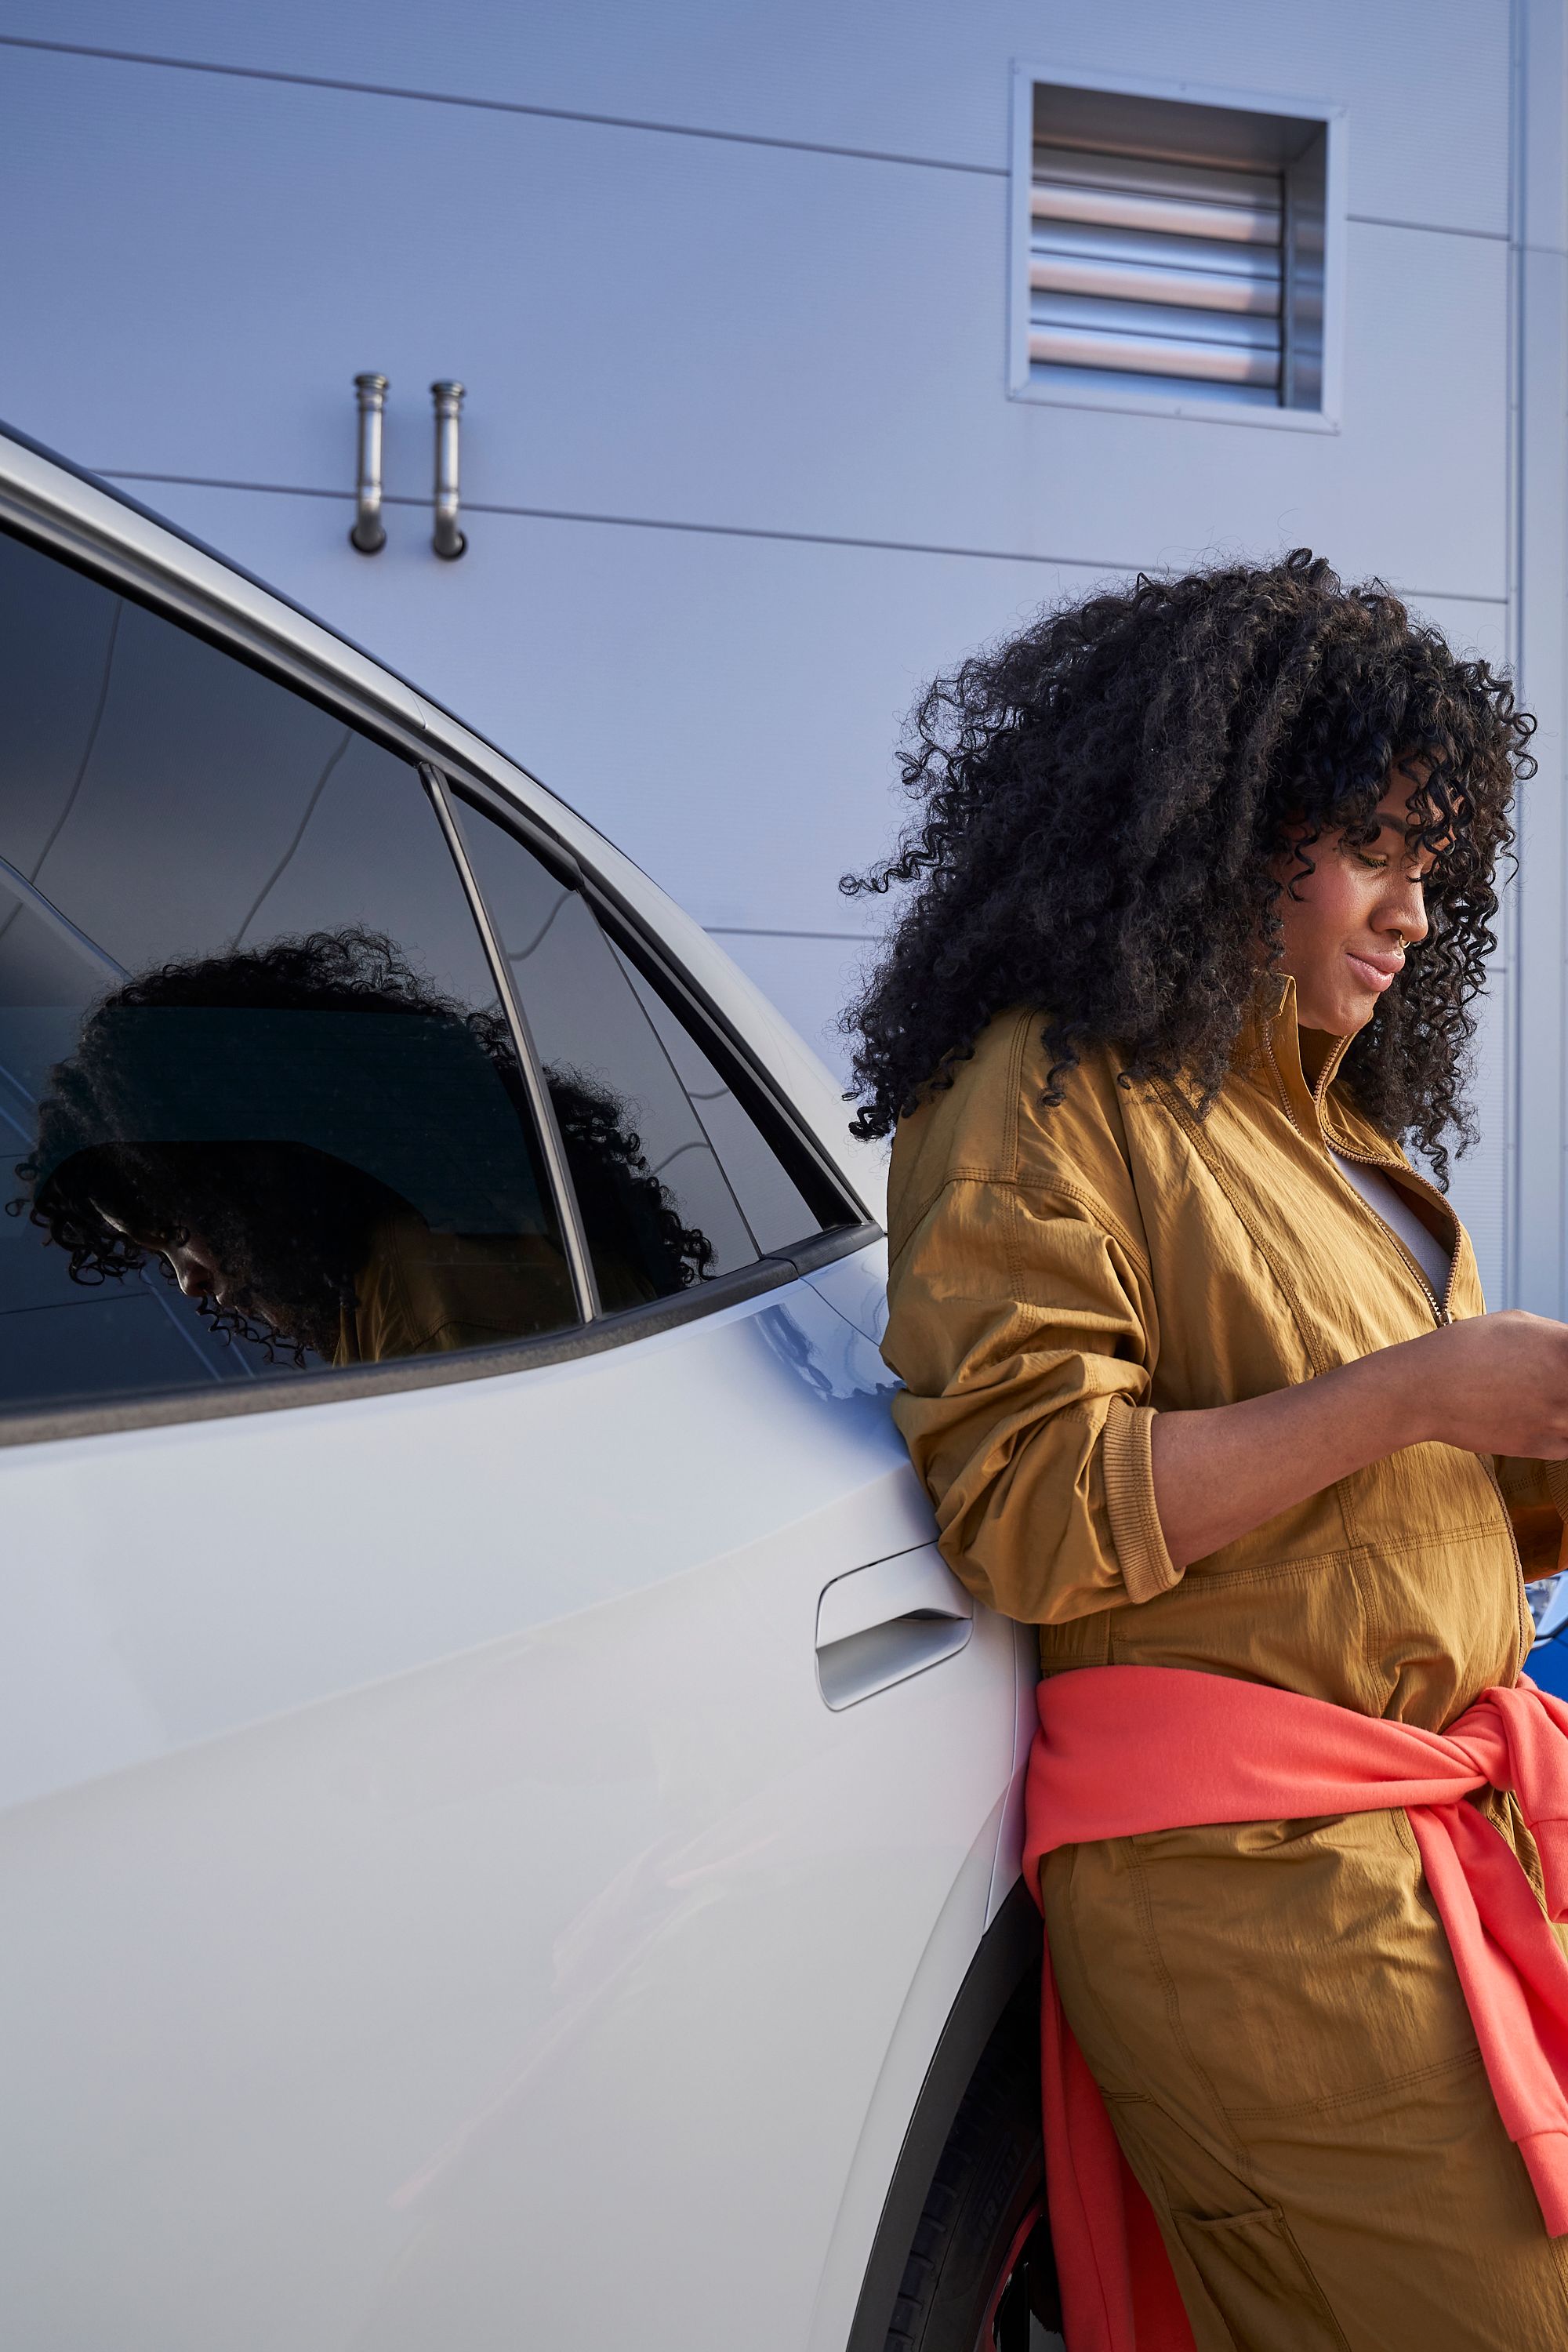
[[0, 0, 1555, 1305]]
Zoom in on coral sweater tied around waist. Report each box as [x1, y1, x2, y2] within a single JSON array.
[[1022, 1666, 1568, 2352]]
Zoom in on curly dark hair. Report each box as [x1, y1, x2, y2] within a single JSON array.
[[14, 927, 715, 1364], [546, 1061, 717, 1309], [842, 550, 1534, 1185]]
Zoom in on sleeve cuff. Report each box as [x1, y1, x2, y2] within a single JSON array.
[[1101, 1400, 1181, 1604]]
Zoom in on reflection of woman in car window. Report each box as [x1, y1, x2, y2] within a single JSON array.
[[14, 927, 714, 1366]]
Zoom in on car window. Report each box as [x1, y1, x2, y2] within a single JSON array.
[[453, 795, 824, 1308], [0, 529, 578, 1414], [608, 944, 819, 1254]]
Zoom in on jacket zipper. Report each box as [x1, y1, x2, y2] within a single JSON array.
[[1262, 1025, 1457, 1325], [1318, 1132, 1458, 1329], [1264, 1022, 1529, 1661]]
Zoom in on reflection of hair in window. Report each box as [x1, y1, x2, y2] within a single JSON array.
[[546, 1062, 716, 1311], [13, 927, 716, 1366]]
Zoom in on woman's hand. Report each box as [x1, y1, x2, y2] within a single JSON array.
[[1409, 1311, 1568, 1461], [1150, 1310, 1568, 1572]]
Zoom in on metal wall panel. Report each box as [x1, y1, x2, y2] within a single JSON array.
[[0, 47, 1006, 542], [1008, 220, 1508, 590], [0, 0, 1511, 232], [0, 50, 1508, 596]]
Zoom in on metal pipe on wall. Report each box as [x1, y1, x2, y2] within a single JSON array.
[[430, 380, 467, 560], [349, 373, 389, 554]]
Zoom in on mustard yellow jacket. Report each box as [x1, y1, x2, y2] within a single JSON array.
[[884, 980, 1568, 1711]]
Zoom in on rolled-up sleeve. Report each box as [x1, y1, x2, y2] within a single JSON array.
[[884, 1171, 1178, 1623]]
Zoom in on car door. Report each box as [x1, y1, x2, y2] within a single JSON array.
[[0, 510, 1019, 2350]]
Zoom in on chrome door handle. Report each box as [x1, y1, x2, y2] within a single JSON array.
[[815, 1545, 973, 1710]]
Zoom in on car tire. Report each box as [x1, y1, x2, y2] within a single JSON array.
[[883, 1983, 1065, 2352]]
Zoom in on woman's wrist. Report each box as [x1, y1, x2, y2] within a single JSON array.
[[1333, 1332, 1445, 1457]]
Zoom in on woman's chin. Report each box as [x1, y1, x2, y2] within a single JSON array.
[[1297, 996, 1377, 1036]]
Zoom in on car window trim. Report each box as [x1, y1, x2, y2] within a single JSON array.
[[0, 1221, 883, 1450], [0, 486, 431, 750], [422, 764, 601, 1321]]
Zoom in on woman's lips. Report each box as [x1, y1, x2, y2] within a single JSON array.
[[1345, 949, 1403, 993]]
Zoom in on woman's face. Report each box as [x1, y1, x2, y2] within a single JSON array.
[[1275, 764, 1439, 1036], [154, 1229, 230, 1307], [100, 1210, 239, 1313]]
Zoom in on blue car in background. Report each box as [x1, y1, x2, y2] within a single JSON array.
[[1529, 1581, 1568, 1697]]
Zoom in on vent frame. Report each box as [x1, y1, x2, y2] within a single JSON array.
[[1007, 65, 1346, 432]]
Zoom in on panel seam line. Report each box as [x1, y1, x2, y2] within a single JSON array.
[[83, 474, 1512, 597], [0, 38, 1517, 239], [0, 33, 1007, 176]]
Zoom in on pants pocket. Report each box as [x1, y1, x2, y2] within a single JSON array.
[[1171, 2204, 1349, 2352]]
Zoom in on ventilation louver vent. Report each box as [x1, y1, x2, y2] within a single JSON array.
[[1029, 144, 1287, 406]]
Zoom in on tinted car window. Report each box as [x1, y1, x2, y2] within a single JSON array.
[[609, 945, 818, 1254], [455, 797, 825, 1308], [0, 531, 576, 1412]]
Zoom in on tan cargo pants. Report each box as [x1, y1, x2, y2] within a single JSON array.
[[1042, 1803, 1568, 2350]]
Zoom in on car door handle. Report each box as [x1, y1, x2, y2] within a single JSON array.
[[815, 1545, 974, 1710]]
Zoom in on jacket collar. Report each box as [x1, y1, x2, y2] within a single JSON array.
[[1232, 974, 1353, 1141]]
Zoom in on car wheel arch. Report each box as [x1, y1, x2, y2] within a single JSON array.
[[847, 1875, 1044, 2352]]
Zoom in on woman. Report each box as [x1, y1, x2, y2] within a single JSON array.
[[851, 552, 1568, 2345]]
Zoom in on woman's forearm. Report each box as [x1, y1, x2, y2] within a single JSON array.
[[1149, 1342, 1432, 1571], [1150, 1308, 1568, 1574]]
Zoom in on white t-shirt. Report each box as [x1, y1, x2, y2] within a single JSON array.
[[1329, 1152, 1451, 1300]]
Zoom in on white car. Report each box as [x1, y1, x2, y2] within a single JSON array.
[[0, 424, 1054, 2352]]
